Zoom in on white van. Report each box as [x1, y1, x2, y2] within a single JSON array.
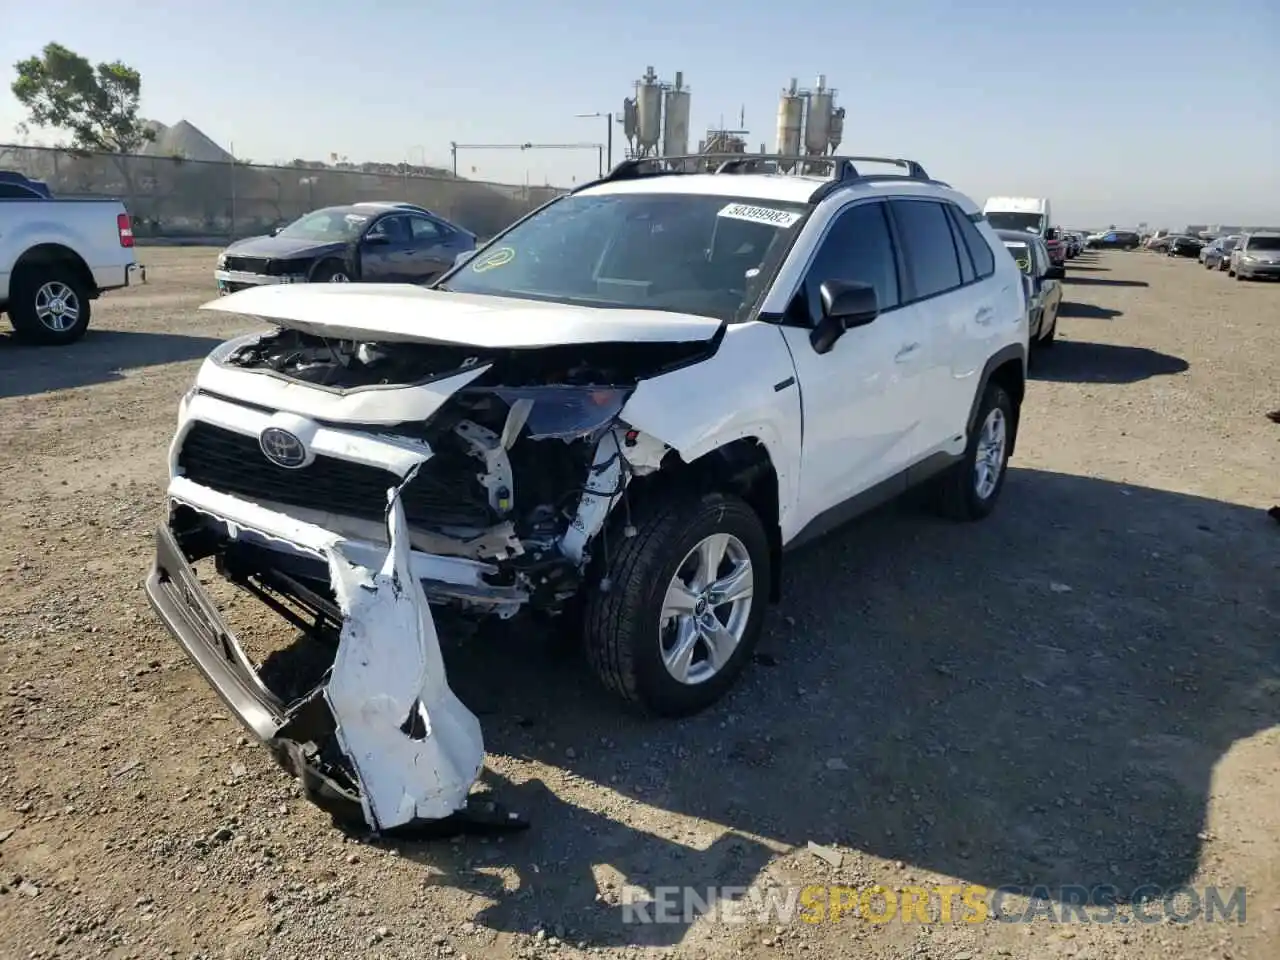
[[983, 197, 1051, 237]]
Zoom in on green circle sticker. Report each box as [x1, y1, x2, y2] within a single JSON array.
[[472, 247, 515, 273]]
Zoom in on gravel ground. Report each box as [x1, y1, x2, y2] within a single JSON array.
[[1, 248, 1277, 960]]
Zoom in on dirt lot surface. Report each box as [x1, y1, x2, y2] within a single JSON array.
[[1, 248, 1277, 960]]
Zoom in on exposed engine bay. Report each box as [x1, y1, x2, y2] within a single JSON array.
[[151, 324, 717, 833]]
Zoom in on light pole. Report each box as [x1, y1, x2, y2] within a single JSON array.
[[574, 113, 614, 174]]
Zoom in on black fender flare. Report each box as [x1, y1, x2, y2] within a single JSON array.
[[966, 343, 1027, 449]]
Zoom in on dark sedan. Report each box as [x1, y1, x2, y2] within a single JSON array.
[[1166, 235, 1205, 258], [998, 229, 1064, 350], [1087, 230, 1142, 250], [214, 202, 475, 293]]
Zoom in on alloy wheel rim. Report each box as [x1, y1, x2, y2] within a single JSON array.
[[34, 281, 80, 332], [659, 533, 754, 685], [974, 407, 1008, 500]]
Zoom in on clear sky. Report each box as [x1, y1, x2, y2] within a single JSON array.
[[1, 0, 1276, 227]]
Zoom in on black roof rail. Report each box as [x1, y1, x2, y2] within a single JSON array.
[[581, 153, 941, 199]]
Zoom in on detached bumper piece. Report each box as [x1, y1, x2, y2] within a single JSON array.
[[145, 488, 528, 836]]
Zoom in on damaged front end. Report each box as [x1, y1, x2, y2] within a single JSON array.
[[146, 323, 708, 831]]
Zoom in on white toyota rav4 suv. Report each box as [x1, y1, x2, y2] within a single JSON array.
[[147, 154, 1028, 830]]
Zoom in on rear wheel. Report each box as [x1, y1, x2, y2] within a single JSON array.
[[582, 491, 770, 717], [7, 263, 92, 345], [930, 382, 1016, 522]]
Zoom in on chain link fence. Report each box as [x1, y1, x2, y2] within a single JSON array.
[[0, 144, 567, 243]]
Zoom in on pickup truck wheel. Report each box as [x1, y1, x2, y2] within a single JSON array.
[[8, 267, 92, 345], [582, 491, 770, 717], [931, 382, 1015, 521]]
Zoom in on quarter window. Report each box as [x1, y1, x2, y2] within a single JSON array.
[[800, 201, 900, 325], [947, 205, 997, 279], [890, 200, 963, 301]]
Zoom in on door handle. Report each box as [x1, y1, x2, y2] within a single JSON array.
[[894, 342, 921, 362]]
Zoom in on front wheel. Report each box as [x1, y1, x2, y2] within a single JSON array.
[[582, 491, 771, 717], [311, 259, 352, 283], [7, 264, 92, 345], [929, 382, 1016, 521], [1038, 312, 1058, 348]]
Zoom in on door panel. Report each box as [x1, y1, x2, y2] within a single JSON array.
[[779, 200, 923, 527], [407, 215, 455, 282]]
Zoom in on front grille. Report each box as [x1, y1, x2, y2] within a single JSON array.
[[178, 422, 494, 529], [223, 255, 270, 273]]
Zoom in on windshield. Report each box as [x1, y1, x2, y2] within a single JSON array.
[[1222, 238, 1239, 250], [1246, 235, 1280, 251], [985, 212, 1045, 234], [438, 192, 810, 321], [1002, 241, 1034, 275], [277, 208, 371, 242]]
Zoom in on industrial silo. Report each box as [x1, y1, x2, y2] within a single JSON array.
[[622, 97, 638, 153], [775, 78, 804, 171], [635, 66, 663, 157], [828, 106, 846, 154], [662, 71, 691, 158], [805, 75, 835, 156]]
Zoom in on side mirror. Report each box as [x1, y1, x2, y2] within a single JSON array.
[[1044, 265, 1066, 280], [269, 226, 282, 237], [810, 280, 878, 355], [363, 233, 389, 246], [453, 249, 477, 268]]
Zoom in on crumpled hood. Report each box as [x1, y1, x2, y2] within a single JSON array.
[[222, 234, 347, 260], [199, 283, 725, 348]]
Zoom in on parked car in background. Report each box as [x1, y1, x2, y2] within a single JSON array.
[[983, 196, 1051, 236], [997, 229, 1064, 350], [1087, 230, 1142, 250], [1228, 232, 1280, 281], [1, 180, 138, 345], [1202, 236, 1239, 270], [1043, 227, 1067, 268], [1166, 235, 1205, 258], [214, 202, 476, 293]]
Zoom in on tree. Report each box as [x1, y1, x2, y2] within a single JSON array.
[[11, 42, 154, 153]]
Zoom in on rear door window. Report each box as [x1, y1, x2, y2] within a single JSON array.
[[889, 199, 964, 301]]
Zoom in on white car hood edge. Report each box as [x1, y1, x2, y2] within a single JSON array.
[[199, 283, 724, 348]]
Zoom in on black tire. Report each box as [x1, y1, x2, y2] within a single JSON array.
[[582, 491, 771, 717], [929, 382, 1016, 522], [311, 259, 352, 283], [1039, 312, 1058, 349], [1235, 271, 1245, 282], [7, 262, 92, 345]]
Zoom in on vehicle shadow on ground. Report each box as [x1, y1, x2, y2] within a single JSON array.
[[1031, 341, 1188, 383], [1058, 301, 1123, 320], [0, 330, 222, 398], [1066, 264, 1109, 272], [395, 469, 1279, 948], [1063, 276, 1149, 288]]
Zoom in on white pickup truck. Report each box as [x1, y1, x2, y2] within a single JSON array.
[[0, 175, 139, 345]]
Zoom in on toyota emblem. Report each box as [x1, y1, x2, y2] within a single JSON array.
[[259, 427, 307, 468]]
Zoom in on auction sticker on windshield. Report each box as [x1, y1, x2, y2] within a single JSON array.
[[471, 247, 516, 273], [718, 203, 802, 228]]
